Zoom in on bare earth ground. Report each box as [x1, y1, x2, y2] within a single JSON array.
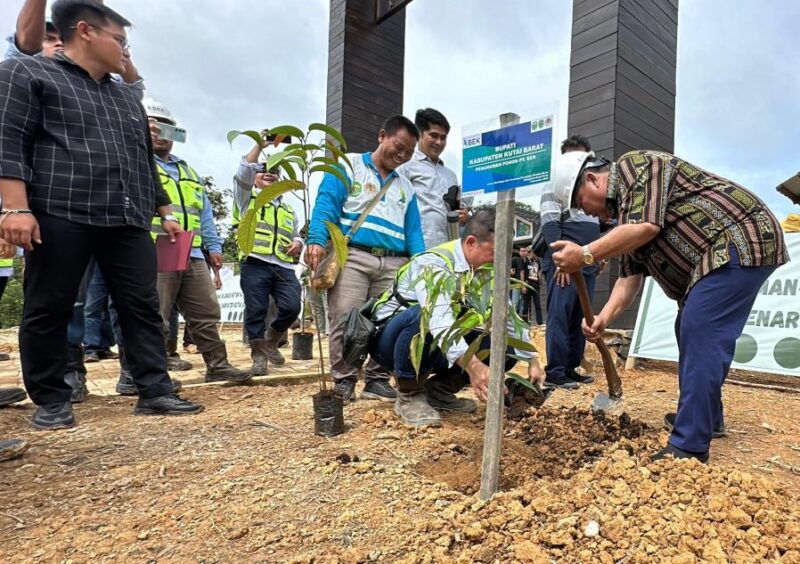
[[0, 327, 799, 562]]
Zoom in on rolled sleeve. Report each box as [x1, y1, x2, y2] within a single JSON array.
[[199, 191, 222, 253], [0, 60, 39, 182]]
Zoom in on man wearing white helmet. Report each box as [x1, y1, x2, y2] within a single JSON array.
[[550, 150, 789, 463], [143, 98, 251, 386]]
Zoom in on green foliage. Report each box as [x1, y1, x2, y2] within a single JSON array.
[[226, 125, 352, 263], [407, 264, 534, 377]]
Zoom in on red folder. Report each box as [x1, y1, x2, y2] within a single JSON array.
[[156, 230, 195, 272]]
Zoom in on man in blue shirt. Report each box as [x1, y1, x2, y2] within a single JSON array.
[[307, 115, 425, 402], [142, 98, 250, 386]]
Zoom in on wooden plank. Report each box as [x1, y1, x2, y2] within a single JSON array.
[[570, 49, 617, 82], [615, 107, 674, 151], [569, 99, 615, 129], [616, 60, 674, 111], [615, 90, 674, 139], [569, 83, 615, 112], [619, 0, 676, 52], [569, 66, 616, 97], [570, 114, 614, 139], [570, 33, 617, 66], [574, 0, 618, 21], [617, 23, 676, 94], [571, 16, 618, 52], [573, 0, 618, 35], [632, 0, 678, 26]]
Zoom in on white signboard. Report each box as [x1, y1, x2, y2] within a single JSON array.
[[630, 233, 800, 377]]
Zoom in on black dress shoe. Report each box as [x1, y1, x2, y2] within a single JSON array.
[[97, 349, 119, 361], [663, 412, 725, 439], [83, 351, 100, 363], [0, 388, 27, 408], [650, 443, 709, 464], [116, 371, 182, 396], [134, 394, 204, 416], [32, 402, 75, 430]]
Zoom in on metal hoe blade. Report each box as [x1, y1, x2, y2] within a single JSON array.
[[591, 392, 624, 415]]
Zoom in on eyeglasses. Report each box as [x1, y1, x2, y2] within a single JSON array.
[[72, 24, 130, 51]]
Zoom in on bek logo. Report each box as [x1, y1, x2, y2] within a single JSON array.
[[463, 134, 482, 148], [350, 181, 363, 197]]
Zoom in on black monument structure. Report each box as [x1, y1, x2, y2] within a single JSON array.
[[324, 0, 679, 329]]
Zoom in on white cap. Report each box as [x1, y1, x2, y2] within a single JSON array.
[[142, 98, 177, 125]]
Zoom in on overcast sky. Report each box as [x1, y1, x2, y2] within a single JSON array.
[[2, 0, 797, 222]]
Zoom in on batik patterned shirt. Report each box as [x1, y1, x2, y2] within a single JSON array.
[[610, 150, 788, 301]]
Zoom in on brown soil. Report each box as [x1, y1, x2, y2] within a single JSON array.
[[1, 332, 799, 562]]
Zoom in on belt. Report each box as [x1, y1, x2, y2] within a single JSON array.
[[349, 243, 408, 258]]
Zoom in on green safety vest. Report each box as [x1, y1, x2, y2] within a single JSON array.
[[0, 258, 12, 268], [374, 240, 495, 318], [150, 162, 205, 248], [232, 195, 296, 264]]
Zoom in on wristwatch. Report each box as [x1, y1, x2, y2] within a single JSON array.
[[581, 244, 595, 265], [160, 214, 179, 224]]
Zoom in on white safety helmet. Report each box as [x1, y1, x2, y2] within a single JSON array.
[[142, 97, 177, 125], [552, 150, 610, 209]]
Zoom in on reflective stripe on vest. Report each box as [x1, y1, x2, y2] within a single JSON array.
[[150, 162, 204, 248], [238, 195, 296, 263], [0, 258, 12, 268]]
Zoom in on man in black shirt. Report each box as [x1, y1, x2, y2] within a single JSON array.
[[0, 0, 203, 429]]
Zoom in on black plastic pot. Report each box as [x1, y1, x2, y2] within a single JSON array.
[[292, 332, 314, 360], [312, 390, 345, 437]]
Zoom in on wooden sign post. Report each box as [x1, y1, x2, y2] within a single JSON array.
[[479, 112, 520, 500]]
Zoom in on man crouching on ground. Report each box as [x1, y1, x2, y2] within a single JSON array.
[[369, 208, 543, 427]]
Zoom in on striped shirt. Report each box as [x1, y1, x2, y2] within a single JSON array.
[[611, 151, 789, 301]]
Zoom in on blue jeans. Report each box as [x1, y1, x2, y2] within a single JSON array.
[[84, 263, 123, 353], [670, 247, 776, 453], [240, 258, 301, 340], [370, 305, 516, 382], [543, 267, 596, 381]]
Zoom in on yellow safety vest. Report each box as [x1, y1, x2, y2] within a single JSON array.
[[150, 162, 205, 248], [233, 195, 296, 264], [0, 258, 12, 269]]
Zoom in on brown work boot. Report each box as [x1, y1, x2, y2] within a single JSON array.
[[264, 327, 287, 366], [249, 338, 269, 376], [203, 344, 252, 384], [394, 379, 441, 428]]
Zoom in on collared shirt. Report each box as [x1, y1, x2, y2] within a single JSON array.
[[4, 33, 146, 99], [373, 241, 535, 367], [397, 149, 459, 249], [0, 53, 168, 229], [233, 157, 301, 270], [611, 150, 789, 301], [155, 154, 222, 259], [539, 179, 600, 272], [308, 152, 425, 256]]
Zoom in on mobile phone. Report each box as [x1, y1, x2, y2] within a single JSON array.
[[157, 122, 187, 143], [262, 133, 293, 145]]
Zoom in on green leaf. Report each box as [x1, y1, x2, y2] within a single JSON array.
[[252, 179, 305, 210], [276, 160, 298, 181], [323, 220, 349, 268], [311, 155, 342, 168], [267, 125, 306, 140], [309, 164, 351, 192], [410, 333, 424, 376], [476, 349, 491, 361], [309, 122, 348, 150], [460, 333, 485, 368], [227, 129, 264, 148], [506, 372, 536, 390], [236, 208, 258, 256], [507, 337, 536, 352]]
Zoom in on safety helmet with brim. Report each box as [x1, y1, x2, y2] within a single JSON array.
[[553, 151, 611, 210], [142, 97, 177, 126]]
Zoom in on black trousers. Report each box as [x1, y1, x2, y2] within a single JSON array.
[[0, 276, 8, 300], [19, 213, 174, 405]]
